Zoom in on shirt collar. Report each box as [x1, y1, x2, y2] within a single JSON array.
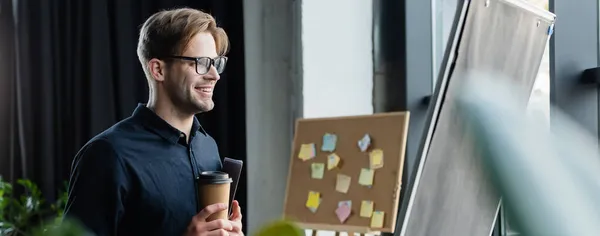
[[131, 103, 206, 144]]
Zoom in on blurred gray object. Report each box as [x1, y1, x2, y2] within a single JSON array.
[[399, 0, 556, 235], [455, 74, 600, 236]]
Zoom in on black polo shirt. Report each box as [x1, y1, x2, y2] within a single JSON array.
[[64, 104, 223, 236]]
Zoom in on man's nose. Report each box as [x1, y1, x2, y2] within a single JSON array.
[[204, 66, 220, 81]]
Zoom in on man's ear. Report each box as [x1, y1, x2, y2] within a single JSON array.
[[148, 58, 166, 82]]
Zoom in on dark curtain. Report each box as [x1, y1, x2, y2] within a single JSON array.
[[0, 0, 17, 183], [1, 0, 247, 231]]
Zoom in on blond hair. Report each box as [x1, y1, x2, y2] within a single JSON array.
[[137, 8, 229, 81]]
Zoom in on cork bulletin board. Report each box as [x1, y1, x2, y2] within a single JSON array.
[[283, 112, 410, 233]]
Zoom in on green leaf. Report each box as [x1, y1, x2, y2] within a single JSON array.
[[31, 218, 89, 236], [0, 221, 14, 229], [1, 178, 70, 235]]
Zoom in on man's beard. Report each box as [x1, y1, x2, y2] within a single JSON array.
[[165, 81, 214, 114], [189, 92, 215, 113]]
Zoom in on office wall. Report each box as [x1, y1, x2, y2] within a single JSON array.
[[244, 0, 373, 234], [550, 0, 599, 137], [302, 0, 373, 119], [243, 0, 298, 233]]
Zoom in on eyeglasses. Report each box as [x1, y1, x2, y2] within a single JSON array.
[[164, 56, 228, 75]]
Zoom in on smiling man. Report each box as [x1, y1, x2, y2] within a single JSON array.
[[64, 8, 243, 236]]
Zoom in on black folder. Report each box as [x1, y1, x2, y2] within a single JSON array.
[[221, 157, 243, 215]]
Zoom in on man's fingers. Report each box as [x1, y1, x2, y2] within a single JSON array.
[[196, 203, 228, 221], [230, 220, 243, 232], [233, 200, 240, 213], [202, 219, 234, 232], [205, 229, 230, 236], [229, 200, 242, 221]]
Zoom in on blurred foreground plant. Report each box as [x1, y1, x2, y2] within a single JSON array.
[[253, 220, 303, 236], [0, 177, 83, 236]]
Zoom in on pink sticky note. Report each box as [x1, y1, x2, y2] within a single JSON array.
[[335, 204, 352, 223]]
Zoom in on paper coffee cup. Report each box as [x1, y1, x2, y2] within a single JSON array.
[[197, 171, 233, 221]]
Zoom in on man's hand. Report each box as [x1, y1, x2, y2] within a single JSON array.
[[228, 200, 244, 236], [185, 203, 233, 236]]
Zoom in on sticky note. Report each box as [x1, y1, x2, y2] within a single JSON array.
[[358, 134, 371, 152], [335, 203, 352, 223], [335, 174, 351, 193], [327, 153, 341, 170], [311, 163, 325, 179], [360, 200, 374, 218], [308, 199, 322, 213], [338, 200, 352, 208], [298, 143, 316, 161], [321, 133, 337, 152], [370, 211, 385, 228], [306, 191, 321, 209], [369, 149, 384, 169], [358, 168, 375, 186]]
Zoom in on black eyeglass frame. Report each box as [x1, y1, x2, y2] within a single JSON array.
[[162, 55, 228, 75]]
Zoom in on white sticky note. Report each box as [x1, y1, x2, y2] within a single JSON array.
[[336, 174, 351, 193]]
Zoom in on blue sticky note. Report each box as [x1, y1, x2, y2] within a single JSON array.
[[321, 133, 337, 152], [338, 200, 352, 208], [358, 134, 371, 152]]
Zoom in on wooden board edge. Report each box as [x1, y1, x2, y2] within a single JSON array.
[[283, 118, 302, 218], [295, 111, 409, 123], [389, 112, 411, 229], [295, 222, 393, 234]]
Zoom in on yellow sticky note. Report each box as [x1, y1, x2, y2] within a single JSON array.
[[369, 149, 384, 169], [327, 153, 341, 170], [298, 143, 316, 161], [360, 200, 374, 218], [311, 163, 325, 179], [335, 174, 351, 193], [370, 211, 385, 228], [306, 191, 320, 209], [358, 168, 375, 186]]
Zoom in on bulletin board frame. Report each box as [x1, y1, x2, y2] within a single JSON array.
[[282, 112, 410, 234]]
